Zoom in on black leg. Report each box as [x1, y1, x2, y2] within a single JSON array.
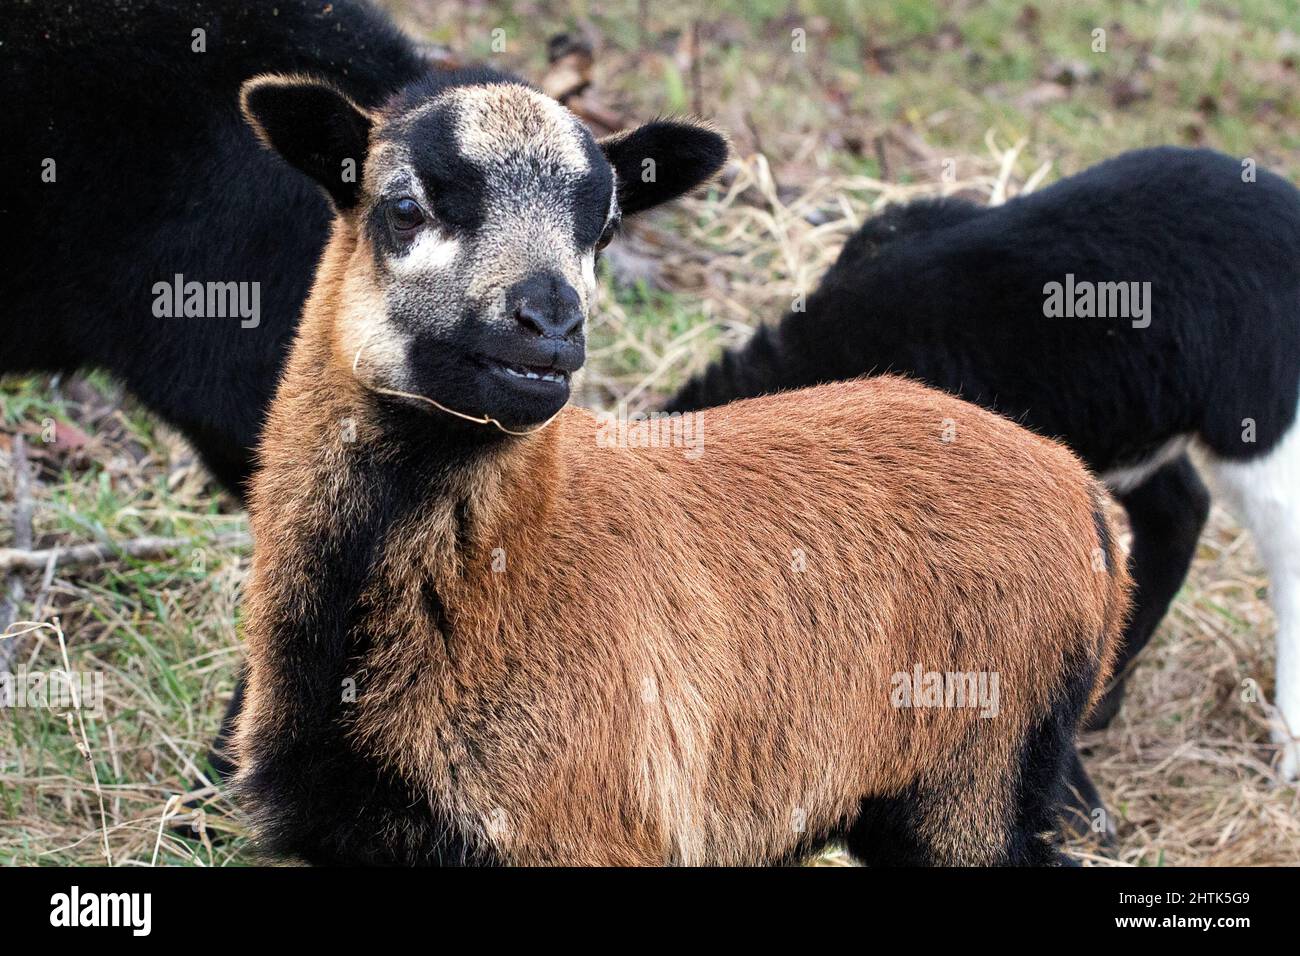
[[845, 727, 1076, 867], [843, 786, 935, 866], [183, 674, 244, 802], [173, 674, 244, 842], [1058, 749, 1115, 846], [1088, 454, 1210, 729], [202, 673, 246, 781]]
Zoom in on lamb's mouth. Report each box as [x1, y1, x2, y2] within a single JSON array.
[[496, 360, 569, 385], [477, 342, 583, 392]]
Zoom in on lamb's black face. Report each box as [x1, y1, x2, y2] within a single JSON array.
[[241, 72, 729, 430], [355, 84, 615, 428]]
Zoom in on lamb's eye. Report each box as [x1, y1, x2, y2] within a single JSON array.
[[595, 220, 619, 252], [387, 198, 425, 234]]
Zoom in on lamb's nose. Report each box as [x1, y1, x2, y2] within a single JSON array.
[[511, 274, 583, 339]]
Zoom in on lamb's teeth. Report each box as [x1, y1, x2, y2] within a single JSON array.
[[500, 361, 565, 383]]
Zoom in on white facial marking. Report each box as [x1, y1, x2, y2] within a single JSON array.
[[448, 84, 590, 176], [338, 247, 409, 381], [363, 82, 611, 344], [390, 230, 461, 276]]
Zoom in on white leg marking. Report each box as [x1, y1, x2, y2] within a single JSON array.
[[1204, 410, 1300, 780]]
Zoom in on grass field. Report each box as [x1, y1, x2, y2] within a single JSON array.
[[3, 0, 1299, 865]]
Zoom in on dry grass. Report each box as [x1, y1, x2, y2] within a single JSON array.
[[1078, 496, 1300, 866], [3, 0, 1298, 866]]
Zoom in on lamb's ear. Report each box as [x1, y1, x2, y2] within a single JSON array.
[[600, 119, 728, 216], [240, 74, 374, 210]]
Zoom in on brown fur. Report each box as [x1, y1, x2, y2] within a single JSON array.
[[235, 220, 1129, 865]]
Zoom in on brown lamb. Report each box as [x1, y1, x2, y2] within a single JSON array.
[[233, 67, 1129, 867]]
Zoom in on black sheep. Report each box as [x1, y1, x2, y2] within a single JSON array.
[[3, 0, 430, 783], [3, 0, 427, 497]]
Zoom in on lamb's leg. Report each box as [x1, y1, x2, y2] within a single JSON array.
[[845, 770, 1072, 866], [1090, 455, 1209, 729], [202, 673, 245, 781], [843, 785, 946, 866], [1003, 638, 1118, 865], [173, 673, 245, 840], [1205, 425, 1300, 780], [1058, 749, 1115, 845], [845, 645, 1104, 866], [846, 722, 1078, 867]]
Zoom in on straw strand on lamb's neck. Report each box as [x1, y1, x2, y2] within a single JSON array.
[[236, 225, 560, 864]]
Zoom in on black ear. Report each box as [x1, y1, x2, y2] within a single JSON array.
[[600, 119, 728, 216], [240, 74, 374, 210]]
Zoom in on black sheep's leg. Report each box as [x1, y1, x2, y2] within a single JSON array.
[[1089, 455, 1210, 729]]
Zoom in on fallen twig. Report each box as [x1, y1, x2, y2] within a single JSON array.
[[0, 531, 251, 574]]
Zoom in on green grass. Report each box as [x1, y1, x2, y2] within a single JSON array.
[[1, 377, 248, 865]]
